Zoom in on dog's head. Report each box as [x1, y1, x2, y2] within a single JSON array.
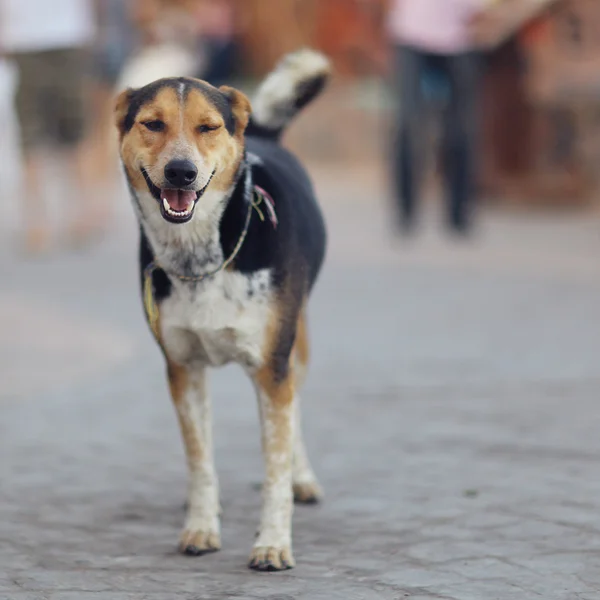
[[115, 78, 251, 225]]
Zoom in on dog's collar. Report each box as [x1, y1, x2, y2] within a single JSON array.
[[250, 185, 278, 229]]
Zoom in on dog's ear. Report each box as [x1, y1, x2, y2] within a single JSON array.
[[114, 88, 135, 137], [220, 86, 252, 137]]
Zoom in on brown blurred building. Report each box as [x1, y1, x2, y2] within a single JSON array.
[[237, 0, 388, 78], [237, 0, 600, 206], [481, 0, 600, 206]]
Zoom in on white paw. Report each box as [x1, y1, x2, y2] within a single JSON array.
[[179, 517, 221, 556], [248, 545, 295, 571], [293, 479, 323, 504]]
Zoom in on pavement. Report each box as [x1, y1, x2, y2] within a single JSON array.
[[1, 157, 600, 600]]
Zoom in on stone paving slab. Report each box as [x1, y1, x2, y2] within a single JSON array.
[[0, 293, 136, 399], [2, 166, 600, 598], [2, 368, 600, 599]]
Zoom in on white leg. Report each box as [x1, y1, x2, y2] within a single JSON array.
[[167, 361, 220, 555], [249, 370, 295, 571]]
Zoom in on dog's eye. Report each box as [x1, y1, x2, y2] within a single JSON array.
[[143, 120, 165, 132], [197, 124, 220, 134]]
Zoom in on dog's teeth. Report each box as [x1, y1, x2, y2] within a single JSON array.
[[162, 198, 192, 219]]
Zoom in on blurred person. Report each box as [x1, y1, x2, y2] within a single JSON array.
[[387, 0, 494, 236], [86, 0, 134, 207], [131, 0, 199, 46], [117, 0, 204, 90], [0, 0, 96, 253]]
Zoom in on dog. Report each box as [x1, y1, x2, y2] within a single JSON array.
[[115, 49, 330, 571]]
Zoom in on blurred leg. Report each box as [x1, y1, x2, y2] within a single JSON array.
[[51, 48, 97, 244], [87, 81, 119, 188], [392, 46, 428, 232], [13, 52, 50, 253], [441, 52, 483, 234], [21, 152, 49, 253], [62, 145, 92, 243]]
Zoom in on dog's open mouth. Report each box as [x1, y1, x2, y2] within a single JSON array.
[[161, 189, 197, 221], [141, 168, 214, 224]]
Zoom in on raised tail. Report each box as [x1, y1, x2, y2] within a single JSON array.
[[247, 48, 331, 141]]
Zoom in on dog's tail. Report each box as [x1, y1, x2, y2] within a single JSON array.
[[247, 48, 331, 142]]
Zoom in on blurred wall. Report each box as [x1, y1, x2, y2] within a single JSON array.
[[482, 0, 600, 206], [237, 0, 387, 77], [237, 0, 316, 76]]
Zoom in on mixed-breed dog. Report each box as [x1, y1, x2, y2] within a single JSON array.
[[115, 49, 331, 571]]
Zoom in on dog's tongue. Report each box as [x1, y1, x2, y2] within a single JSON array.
[[161, 189, 196, 212]]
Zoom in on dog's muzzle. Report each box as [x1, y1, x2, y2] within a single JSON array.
[[141, 168, 215, 224]]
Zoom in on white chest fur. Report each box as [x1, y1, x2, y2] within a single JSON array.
[[159, 268, 273, 370]]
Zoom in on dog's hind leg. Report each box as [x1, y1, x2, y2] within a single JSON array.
[[292, 395, 323, 504], [292, 311, 323, 505], [167, 360, 221, 556]]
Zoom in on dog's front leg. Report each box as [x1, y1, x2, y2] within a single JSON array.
[[167, 360, 221, 556], [249, 363, 295, 571]]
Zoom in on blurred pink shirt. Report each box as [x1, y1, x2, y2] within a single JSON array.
[[388, 0, 486, 54]]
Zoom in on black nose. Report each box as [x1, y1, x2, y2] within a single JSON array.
[[164, 159, 198, 187]]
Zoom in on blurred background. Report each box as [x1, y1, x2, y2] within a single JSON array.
[[2, 2, 600, 597], [2, 0, 600, 243], [2, 1, 600, 245]]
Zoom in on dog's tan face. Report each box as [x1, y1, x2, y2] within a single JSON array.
[[115, 78, 251, 224]]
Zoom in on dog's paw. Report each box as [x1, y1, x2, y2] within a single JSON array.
[[179, 527, 221, 556], [293, 480, 323, 505], [248, 545, 295, 571]]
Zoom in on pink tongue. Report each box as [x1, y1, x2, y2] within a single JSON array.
[[161, 189, 196, 212]]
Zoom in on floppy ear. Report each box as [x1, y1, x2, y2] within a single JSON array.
[[114, 88, 135, 137], [220, 85, 252, 137]]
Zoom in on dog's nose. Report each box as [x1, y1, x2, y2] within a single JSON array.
[[164, 159, 198, 187]]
